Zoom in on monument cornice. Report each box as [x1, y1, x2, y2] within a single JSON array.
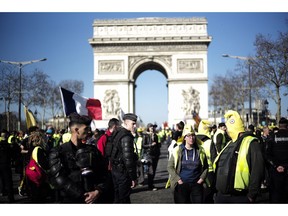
[[167, 78, 208, 83], [91, 42, 209, 53], [92, 17, 208, 26], [89, 36, 212, 45], [93, 79, 133, 84]]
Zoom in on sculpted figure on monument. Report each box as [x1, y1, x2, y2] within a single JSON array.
[[103, 89, 120, 117], [182, 87, 200, 116]]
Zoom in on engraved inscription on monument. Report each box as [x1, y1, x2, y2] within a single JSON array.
[[98, 60, 124, 74], [177, 59, 203, 73]]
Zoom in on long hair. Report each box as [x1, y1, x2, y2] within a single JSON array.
[[28, 131, 47, 150]]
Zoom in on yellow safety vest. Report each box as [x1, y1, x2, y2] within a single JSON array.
[[213, 136, 258, 191], [165, 142, 206, 189], [8, 135, 14, 144], [135, 136, 143, 157], [201, 139, 213, 172]]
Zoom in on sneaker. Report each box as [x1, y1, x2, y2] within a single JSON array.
[[149, 186, 158, 191], [18, 187, 24, 196]]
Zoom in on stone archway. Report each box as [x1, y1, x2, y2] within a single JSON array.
[[89, 17, 212, 128]]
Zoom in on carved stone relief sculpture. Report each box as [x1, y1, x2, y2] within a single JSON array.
[[177, 59, 203, 73], [103, 89, 120, 118], [98, 60, 124, 74], [182, 86, 201, 116]]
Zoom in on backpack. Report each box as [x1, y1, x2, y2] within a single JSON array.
[[25, 146, 46, 187], [106, 128, 133, 163], [104, 129, 128, 159], [103, 133, 113, 159]]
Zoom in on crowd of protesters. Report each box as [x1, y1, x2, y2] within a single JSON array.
[[0, 111, 288, 204]]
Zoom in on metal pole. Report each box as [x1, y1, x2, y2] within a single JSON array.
[[5, 98, 8, 130], [0, 97, 8, 130], [248, 62, 252, 125], [222, 54, 254, 125], [18, 64, 22, 131]]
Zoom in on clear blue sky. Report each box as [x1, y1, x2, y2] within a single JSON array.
[[0, 12, 287, 126]]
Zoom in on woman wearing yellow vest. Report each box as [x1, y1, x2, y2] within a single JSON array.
[[167, 124, 208, 203], [213, 110, 265, 203], [25, 131, 51, 203]]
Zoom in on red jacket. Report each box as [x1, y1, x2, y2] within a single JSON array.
[[97, 129, 112, 156]]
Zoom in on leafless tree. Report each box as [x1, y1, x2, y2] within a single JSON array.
[[251, 31, 288, 121], [0, 64, 19, 130], [58, 80, 84, 94], [210, 71, 245, 113], [0, 65, 86, 130]]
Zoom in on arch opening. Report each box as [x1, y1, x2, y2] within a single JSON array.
[[134, 62, 168, 127], [133, 61, 168, 80]]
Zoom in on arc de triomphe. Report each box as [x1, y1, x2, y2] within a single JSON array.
[[89, 17, 212, 128]]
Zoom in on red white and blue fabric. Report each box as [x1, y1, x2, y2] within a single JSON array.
[[59, 87, 102, 130]]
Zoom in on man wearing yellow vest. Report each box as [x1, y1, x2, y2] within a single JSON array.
[[213, 110, 264, 203]]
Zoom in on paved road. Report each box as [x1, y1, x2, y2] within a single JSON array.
[[130, 143, 173, 204]]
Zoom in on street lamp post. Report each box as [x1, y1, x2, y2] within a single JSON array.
[[222, 54, 252, 125], [264, 99, 269, 126], [0, 97, 8, 129], [0, 58, 47, 131]]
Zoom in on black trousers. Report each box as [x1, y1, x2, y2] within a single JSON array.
[[269, 168, 288, 203], [98, 171, 114, 203], [0, 165, 14, 202], [214, 192, 250, 203], [147, 157, 159, 189], [111, 168, 132, 203], [174, 182, 203, 203]]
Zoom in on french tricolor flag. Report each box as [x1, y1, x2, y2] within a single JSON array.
[[59, 87, 102, 130]]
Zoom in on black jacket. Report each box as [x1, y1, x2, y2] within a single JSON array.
[[142, 132, 161, 158], [215, 132, 264, 200], [48, 141, 108, 203], [111, 127, 137, 181], [266, 128, 288, 168], [0, 139, 12, 167]]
